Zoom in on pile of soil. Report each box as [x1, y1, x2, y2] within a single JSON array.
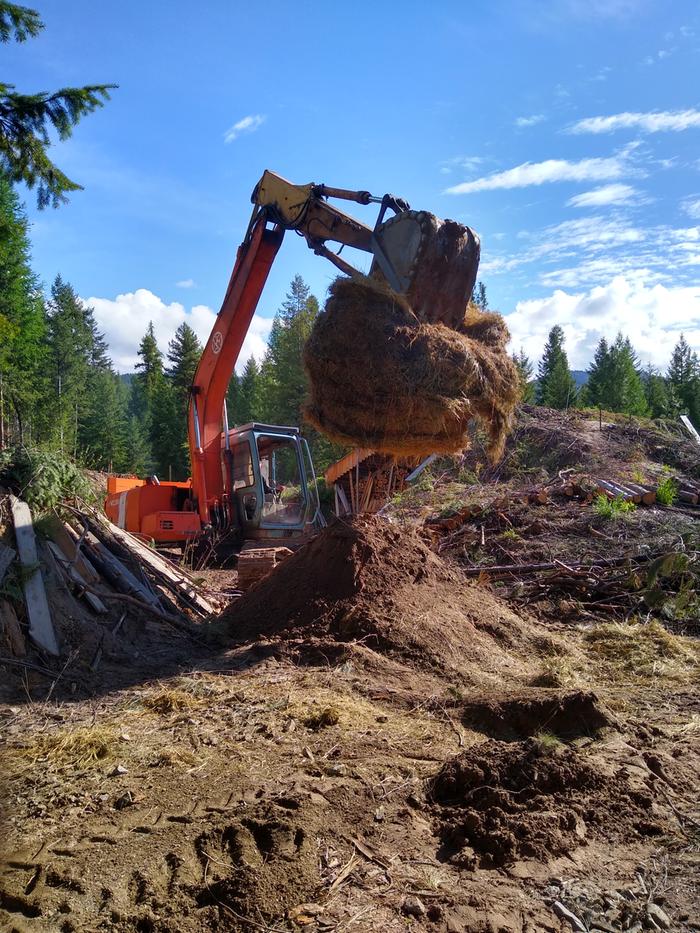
[[459, 689, 618, 741], [222, 516, 561, 687], [303, 276, 520, 460], [429, 738, 665, 868]]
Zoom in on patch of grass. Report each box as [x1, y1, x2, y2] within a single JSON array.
[[656, 476, 678, 506], [304, 706, 340, 730], [532, 730, 564, 754], [142, 689, 196, 714], [631, 467, 646, 484], [584, 620, 698, 680], [530, 657, 580, 688], [501, 528, 520, 542], [151, 746, 199, 768], [16, 725, 117, 771], [593, 494, 636, 519]]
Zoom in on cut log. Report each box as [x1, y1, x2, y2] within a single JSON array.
[[677, 488, 699, 505], [82, 532, 162, 608], [45, 516, 100, 583], [0, 599, 25, 656], [623, 482, 656, 505], [10, 496, 59, 656], [0, 543, 16, 584], [94, 517, 215, 616], [595, 479, 636, 502], [612, 483, 642, 504], [46, 541, 108, 614]]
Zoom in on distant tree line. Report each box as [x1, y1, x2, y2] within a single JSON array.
[[4, 169, 700, 484], [0, 173, 343, 478], [511, 322, 698, 421]]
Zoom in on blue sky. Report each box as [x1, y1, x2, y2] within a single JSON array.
[[7, 0, 700, 371]]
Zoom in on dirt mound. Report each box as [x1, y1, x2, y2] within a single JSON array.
[[430, 738, 662, 868], [222, 516, 563, 687], [460, 689, 618, 741], [303, 276, 520, 460]]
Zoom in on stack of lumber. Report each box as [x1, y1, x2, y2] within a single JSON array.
[[237, 544, 293, 591]]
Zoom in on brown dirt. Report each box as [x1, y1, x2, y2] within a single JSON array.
[[303, 275, 519, 460], [221, 515, 559, 688], [458, 689, 618, 740], [429, 737, 669, 868]]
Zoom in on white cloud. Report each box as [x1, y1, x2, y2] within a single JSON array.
[[439, 155, 485, 175], [444, 152, 630, 195], [515, 114, 545, 128], [176, 278, 196, 289], [682, 196, 700, 219], [566, 183, 638, 207], [506, 275, 700, 370], [223, 114, 266, 144], [569, 109, 700, 134], [84, 288, 273, 373]]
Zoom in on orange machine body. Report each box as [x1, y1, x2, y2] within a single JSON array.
[[104, 476, 201, 543]]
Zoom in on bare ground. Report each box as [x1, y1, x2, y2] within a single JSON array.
[[2, 408, 700, 933]]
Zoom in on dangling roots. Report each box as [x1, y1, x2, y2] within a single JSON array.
[[303, 276, 520, 461]]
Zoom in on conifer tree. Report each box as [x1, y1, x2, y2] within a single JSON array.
[[609, 334, 647, 416], [667, 334, 700, 423], [162, 322, 202, 478], [511, 348, 535, 402], [45, 275, 94, 453], [228, 355, 262, 425], [0, 171, 45, 444], [642, 364, 673, 419], [131, 322, 163, 422], [0, 2, 116, 207], [536, 325, 577, 409], [586, 338, 612, 408]]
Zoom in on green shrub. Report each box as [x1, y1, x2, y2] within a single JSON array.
[[656, 476, 678, 506], [593, 494, 636, 519], [0, 446, 95, 512]]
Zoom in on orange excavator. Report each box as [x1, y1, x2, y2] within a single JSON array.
[[105, 170, 480, 555]]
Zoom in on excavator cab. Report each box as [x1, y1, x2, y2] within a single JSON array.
[[225, 423, 320, 539]]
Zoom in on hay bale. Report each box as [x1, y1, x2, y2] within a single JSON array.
[[303, 276, 520, 460]]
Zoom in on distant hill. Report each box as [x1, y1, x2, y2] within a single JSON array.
[[119, 373, 135, 386], [572, 370, 588, 387]]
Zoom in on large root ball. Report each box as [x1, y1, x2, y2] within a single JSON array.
[[303, 276, 520, 460]]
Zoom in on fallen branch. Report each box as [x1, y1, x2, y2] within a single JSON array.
[[464, 552, 665, 579]]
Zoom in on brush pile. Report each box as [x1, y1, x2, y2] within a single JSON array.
[[303, 276, 519, 461]]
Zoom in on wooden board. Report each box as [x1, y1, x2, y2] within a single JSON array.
[[10, 496, 59, 656], [46, 541, 107, 614], [98, 518, 214, 615], [84, 532, 162, 607], [45, 516, 100, 583]]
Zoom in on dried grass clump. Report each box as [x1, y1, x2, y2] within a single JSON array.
[[303, 276, 519, 461], [584, 620, 699, 680], [142, 688, 196, 714], [20, 725, 117, 770]]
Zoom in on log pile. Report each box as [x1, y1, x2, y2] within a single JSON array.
[[236, 544, 294, 591], [0, 494, 219, 665]]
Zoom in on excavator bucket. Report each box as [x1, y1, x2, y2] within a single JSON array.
[[371, 211, 481, 330]]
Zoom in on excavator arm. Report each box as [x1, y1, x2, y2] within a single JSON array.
[[188, 170, 480, 527]]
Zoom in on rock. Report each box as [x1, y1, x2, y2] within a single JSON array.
[[109, 764, 128, 776], [646, 904, 671, 930], [553, 901, 587, 933], [402, 896, 426, 918], [374, 806, 385, 822]]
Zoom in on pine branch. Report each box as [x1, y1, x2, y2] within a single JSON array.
[[0, 1, 42, 43], [0, 83, 117, 207]]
